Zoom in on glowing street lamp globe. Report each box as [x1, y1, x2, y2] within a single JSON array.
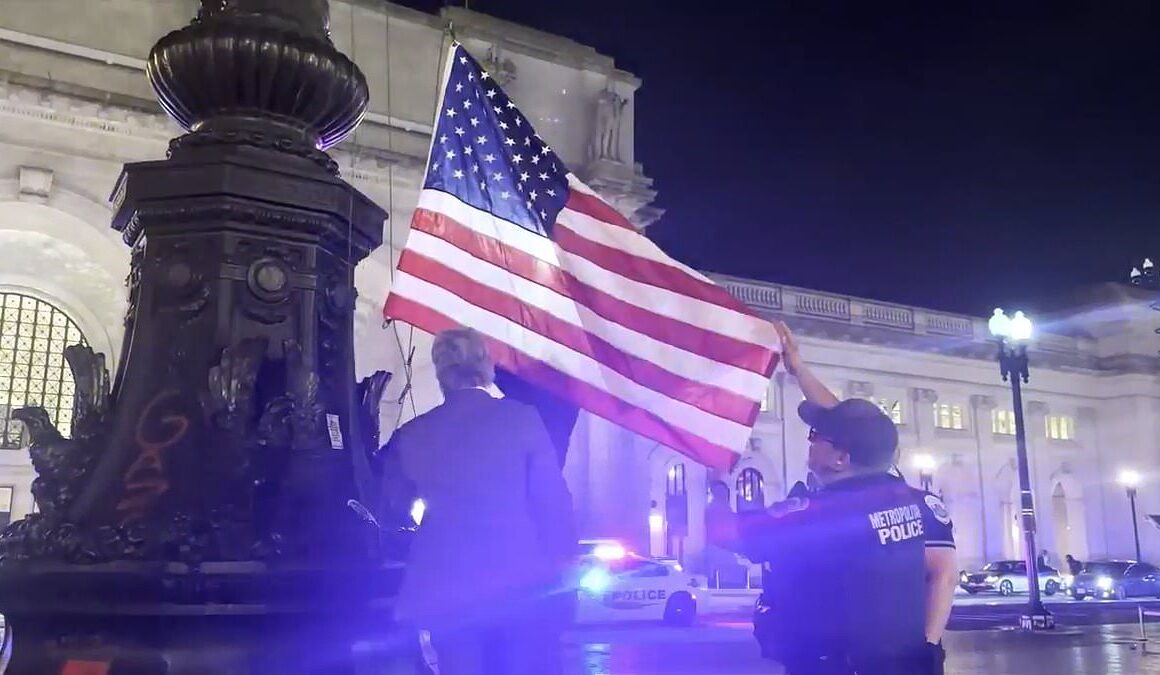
[[988, 308, 1011, 339], [912, 453, 937, 474], [1010, 311, 1033, 342], [989, 308, 1033, 343], [1119, 469, 1142, 489]]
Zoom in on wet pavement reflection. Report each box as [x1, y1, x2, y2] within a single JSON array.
[[563, 622, 1160, 674]]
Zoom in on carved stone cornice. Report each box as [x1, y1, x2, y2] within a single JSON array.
[[480, 46, 518, 86], [575, 159, 663, 230], [1026, 401, 1050, 416], [0, 79, 175, 140], [910, 387, 938, 404], [17, 166, 52, 204], [970, 394, 997, 410], [846, 381, 874, 398], [0, 79, 421, 184]]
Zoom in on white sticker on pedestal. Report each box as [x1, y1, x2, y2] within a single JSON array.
[[326, 414, 344, 449]]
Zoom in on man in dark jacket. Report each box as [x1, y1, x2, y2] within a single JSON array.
[[380, 328, 577, 675]]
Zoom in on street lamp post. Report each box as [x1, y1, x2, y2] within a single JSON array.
[[912, 453, 937, 493], [1119, 469, 1143, 561], [988, 308, 1055, 631]]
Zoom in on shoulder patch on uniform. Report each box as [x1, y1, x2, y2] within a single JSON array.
[[925, 494, 951, 525]]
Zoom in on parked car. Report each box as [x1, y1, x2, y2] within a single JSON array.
[[959, 560, 1062, 596], [1070, 560, 1160, 600]]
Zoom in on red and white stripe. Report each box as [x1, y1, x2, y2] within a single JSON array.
[[385, 173, 779, 471]]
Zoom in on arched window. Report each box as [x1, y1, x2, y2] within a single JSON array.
[[736, 468, 765, 512], [666, 463, 687, 498], [0, 293, 87, 449]]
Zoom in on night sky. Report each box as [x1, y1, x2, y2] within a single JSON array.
[[396, 1, 1160, 316]]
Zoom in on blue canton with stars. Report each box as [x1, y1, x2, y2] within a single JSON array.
[[425, 45, 570, 237]]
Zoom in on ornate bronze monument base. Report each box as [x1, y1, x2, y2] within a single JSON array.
[[0, 2, 410, 671]]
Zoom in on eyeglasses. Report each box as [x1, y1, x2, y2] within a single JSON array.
[[807, 428, 832, 444]]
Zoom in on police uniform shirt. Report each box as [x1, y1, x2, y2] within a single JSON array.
[[737, 473, 955, 662]]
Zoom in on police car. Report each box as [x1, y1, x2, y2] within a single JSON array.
[[573, 541, 703, 625]]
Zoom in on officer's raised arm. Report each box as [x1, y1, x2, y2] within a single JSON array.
[[919, 492, 959, 646], [775, 321, 840, 409]]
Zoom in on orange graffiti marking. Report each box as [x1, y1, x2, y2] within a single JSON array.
[[116, 388, 189, 522]]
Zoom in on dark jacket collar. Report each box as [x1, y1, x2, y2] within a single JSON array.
[[442, 387, 493, 402], [822, 472, 901, 492]]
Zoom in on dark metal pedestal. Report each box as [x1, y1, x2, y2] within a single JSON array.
[[0, 562, 410, 674], [0, 2, 408, 671]]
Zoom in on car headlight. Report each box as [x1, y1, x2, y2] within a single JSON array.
[[1096, 576, 1114, 590], [579, 568, 612, 594], [985, 575, 1000, 583], [960, 572, 968, 583]]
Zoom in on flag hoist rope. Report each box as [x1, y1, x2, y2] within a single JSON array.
[[381, 12, 458, 435]]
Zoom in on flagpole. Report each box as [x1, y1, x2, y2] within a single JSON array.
[[419, 32, 458, 182], [386, 24, 457, 324]]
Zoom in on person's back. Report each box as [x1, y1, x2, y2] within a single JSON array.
[[750, 474, 942, 664], [379, 327, 576, 675], [394, 389, 573, 623]]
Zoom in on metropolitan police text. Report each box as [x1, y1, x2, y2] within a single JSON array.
[[868, 504, 924, 545]]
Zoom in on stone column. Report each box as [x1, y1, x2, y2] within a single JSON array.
[[563, 411, 593, 536], [1075, 406, 1109, 557], [970, 395, 998, 562], [773, 371, 791, 494], [909, 387, 939, 455], [782, 378, 812, 488], [1024, 400, 1053, 557]]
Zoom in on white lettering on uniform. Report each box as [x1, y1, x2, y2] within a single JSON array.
[[871, 503, 925, 545]]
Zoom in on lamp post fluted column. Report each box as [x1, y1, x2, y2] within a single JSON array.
[[1119, 470, 1143, 561]]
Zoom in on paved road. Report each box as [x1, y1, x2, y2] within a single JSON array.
[[703, 588, 1160, 630], [562, 622, 1160, 674], [560, 595, 1160, 674], [950, 595, 1160, 630]]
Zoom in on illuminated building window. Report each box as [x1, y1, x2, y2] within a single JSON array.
[[1046, 415, 1075, 441], [0, 293, 87, 449], [0, 486, 11, 528], [759, 386, 770, 412], [875, 398, 903, 425], [933, 403, 964, 430], [992, 410, 1017, 435], [736, 468, 765, 512]]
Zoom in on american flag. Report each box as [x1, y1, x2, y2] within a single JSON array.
[[384, 44, 779, 471]]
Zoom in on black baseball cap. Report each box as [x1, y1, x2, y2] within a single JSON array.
[[799, 398, 899, 469]]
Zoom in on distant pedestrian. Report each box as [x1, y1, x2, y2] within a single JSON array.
[[1065, 554, 1083, 576]]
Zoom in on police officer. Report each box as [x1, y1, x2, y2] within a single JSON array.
[[723, 322, 960, 675]]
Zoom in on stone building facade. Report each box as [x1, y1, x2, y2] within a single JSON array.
[[1, 1, 1158, 573], [570, 277, 1160, 571]]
